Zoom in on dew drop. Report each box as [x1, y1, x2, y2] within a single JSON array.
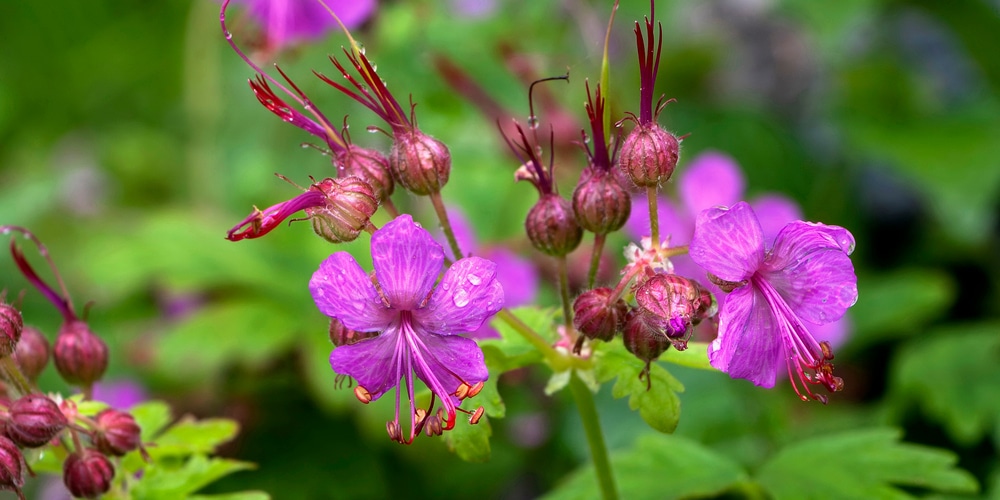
[[366, 126, 380, 134], [453, 289, 470, 307], [467, 274, 481, 285], [442, 282, 450, 291]]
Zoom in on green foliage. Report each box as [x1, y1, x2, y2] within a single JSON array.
[[443, 415, 493, 463], [847, 269, 955, 349], [756, 428, 979, 499], [660, 342, 713, 371], [594, 342, 684, 434]]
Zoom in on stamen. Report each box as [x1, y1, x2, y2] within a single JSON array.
[[386, 421, 402, 442], [469, 407, 485, 425], [467, 381, 485, 398], [453, 383, 470, 400], [354, 385, 372, 404]]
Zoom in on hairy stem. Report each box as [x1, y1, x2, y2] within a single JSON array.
[[587, 233, 606, 289], [569, 373, 619, 500], [646, 186, 660, 251], [382, 197, 401, 219], [0, 357, 32, 399], [428, 192, 463, 261], [557, 256, 574, 339]]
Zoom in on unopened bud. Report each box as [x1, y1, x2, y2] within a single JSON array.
[[618, 123, 679, 187], [635, 274, 713, 339], [329, 317, 378, 347], [0, 436, 25, 500], [389, 129, 451, 195], [0, 303, 23, 357], [336, 144, 394, 202], [525, 194, 583, 257], [309, 177, 379, 244], [622, 308, 670, 363], [93, 409, 141, 456], [572, 288, 627, 342], [572, 169, 631, 234], [6, 394, 68, 448], [53, 320, 108, 388], [13, 326, 49, 381], [63, 449, 115, 499]]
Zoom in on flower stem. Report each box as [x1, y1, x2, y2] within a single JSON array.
[[382, 197, 401, 219], [496, 309, 559, 360], [428, 192, 463, 261], [569, 373, 619, 500], [646, 186, 660, 251], [557, 256, 574, 339], [0, 357, 33, 399], [587, 233, 606, 289]]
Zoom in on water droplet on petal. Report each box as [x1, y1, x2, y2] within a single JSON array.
[[442, 282, 450, 291], [467, 274, 481, 285], [453, 289, 470, 308]]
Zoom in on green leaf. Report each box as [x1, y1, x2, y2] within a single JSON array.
[[757, 428, 979, 499], [594, 342, 684, 433], [661, 342, 713, 370], [847, 269, 954, 349], [188, 492, 271, 500], [130, 401, 174, 440], [131, 455, 257, 500], [443, 415, 493, 463], [480, 306, 558, 369], [545, 433, 748, 500], [891, 322, 1000, 444], [149, 417, 240, 458]]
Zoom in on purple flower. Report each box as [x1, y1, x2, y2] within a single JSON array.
[[309, 215, 503, 443], [689, 202, 857, 402], [238, 0, 376, 52]]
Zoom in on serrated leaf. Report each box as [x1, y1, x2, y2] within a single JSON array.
[[891, 322, 1000, 444], [130, 401, 174, 439], [661, 342, 713, 370], [595, 342, 684, 433], [443, 415, 492, 463], [756, 428, 979, 499], [149, 417, 239, 457], [847, 269, 954, 348], [131, 454, 257, 500], [545, 433, 748, 500]]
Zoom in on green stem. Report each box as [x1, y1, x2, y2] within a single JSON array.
[[382, 196, 401, 219], [0, 357, 32, 398], [556, 256, 574, 338], [496, 309, 559, 360], [428, 192, 463, 261], [587, 233, 606, 289], [569, 373, 619, 500], [646, 186, 660, 251]]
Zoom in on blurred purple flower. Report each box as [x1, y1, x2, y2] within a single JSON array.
[[625, 150, 850, 348], [91, 380, 146, 410], [309, 215, 503, 443], [237, 0, 376, 51], [439, 208, 538, 338], [690, 202, 857, 402]]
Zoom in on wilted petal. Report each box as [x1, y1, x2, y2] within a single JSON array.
[[417, 257, 504, 335], [372, 215, 444, 309], [690, 202, 764, 282], [412, 333, 488, 404], [329, 331, 399, 400], [709, 285, 783, 388], [751, 194, 802, 242], [310, 252, 393, 332], [763, 222, 858, 325], [679, 151, 745, 217]]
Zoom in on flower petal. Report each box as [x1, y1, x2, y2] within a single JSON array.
[[437, 207, 478, 258], [416, 256, 504, 335], [679, 151, 745, 217], [371, 214, 444, 309], [690, 201, 765, 282], [310, 252, 394, 332], [329, 331, 400, 400], [412, 333, 489, 399], [762, 222, 858, 325], [484, 247, 537, 307], [750, 194, 802, 243], [709, 285, 783, 388]]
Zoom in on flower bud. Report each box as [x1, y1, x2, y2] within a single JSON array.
[[618, 123, 679, 187], [572, 288, 627, 342], [572, 169, 632, 235], [53, 320, 108, 388], [336, 144, 394, 203], [635, 274, 712, 341], [0, 303, 23, 357], [329, 317, 378, 347], [525, 194, 583, 257], [308, 177, 379, 244], [622, 308, 671, 363], [389, 129, 451, 195], [63, 449, 115, 499], [13, 326, 49, 381], [0, 436, 25, 500], [92, 409, 141, 456], [6, 394, 68, 448]]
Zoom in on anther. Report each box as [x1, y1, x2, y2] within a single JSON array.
[[469, 406, 485, 425], [453, 383, 470, 400], [386, 421, 402, 442], [467, 381, 485, 398], [819, 341, 834, 360], [354, 385, 372, 404]]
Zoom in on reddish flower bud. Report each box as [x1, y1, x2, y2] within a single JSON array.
[[308, 177, 379, 244], [0, 436, 25, 500], [13, 326, 50, 381], [53, 320, 108, 388], [622, 308, 671, 363], [572, 169, 632, 235], [328, 317, 378, 347], [572, 288, 627, 342], [635, 274, 714, 344], [389, 129, 451, 195], [92, 409, 141, 456], [63, 449, 115, 499], [6, 394, 68, 448], [526, 194, 583, 257], [618, 123, 679, 187], [336, 144, 394, 203], [0, 302, 23, 357]]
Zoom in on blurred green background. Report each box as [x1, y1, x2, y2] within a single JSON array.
[[1, 0, 998, 498]]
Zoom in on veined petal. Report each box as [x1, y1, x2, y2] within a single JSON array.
[[750, 194, 802, 243], [310, 252, 393, 332], [411, 333, 488, 403], [709, 285, 783, 388], [329, 330, 400, 400], [372, 215, 444, 309], [762, 221, 858, 325], [416, 256, 504, 335], [690, 202, 765, 282], [680, 151, 745, 218]]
